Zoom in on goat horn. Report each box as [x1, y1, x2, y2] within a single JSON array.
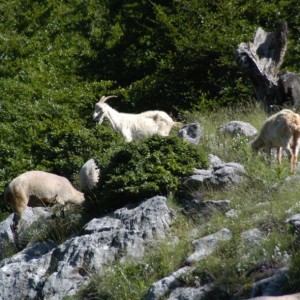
[[100, 95, 118, 103]]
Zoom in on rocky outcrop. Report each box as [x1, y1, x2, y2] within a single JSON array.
[[219, 120, 258, 137], [0, 152, 298, 300], [0, 207, 53, 253], [0, 196, 175, 300], [168, 285, 213, 300], [178, 123, 203, 144], [249, 268, 290, 298], [241, 228, 266, 248], [145, 266, 196, 300], [186, 228, 232, 264], [183, 199, 231, 217], [185, 162, 247, 191], [144, 228, 232, 299]]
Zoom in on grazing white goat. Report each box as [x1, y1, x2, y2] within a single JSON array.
[[79, 158, 100, 191], [251, 109, 300, 173], [4, 171, 85, 235], [93, 95, 178, 142]]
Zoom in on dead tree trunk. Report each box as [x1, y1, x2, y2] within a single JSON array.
[[235, 22, 288, 110]]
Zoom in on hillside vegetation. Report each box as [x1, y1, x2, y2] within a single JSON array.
[[0, 1, 300, 298], [0, 0, 300, 200], [73, 103, 300, 299]]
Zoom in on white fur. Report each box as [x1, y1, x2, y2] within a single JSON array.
[[251, 109, 300, 173], [93, 95, 176, 142], [4, 170, 85, 232], [79, 159, 100, 191]]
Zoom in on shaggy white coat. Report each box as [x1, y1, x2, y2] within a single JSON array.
[[93, 95, 177, 142], [5, 170, 85, 232], [79, 159, 99, 191]]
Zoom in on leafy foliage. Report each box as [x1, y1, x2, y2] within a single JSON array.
[[76, 103, 300, 299], [1, 1, 300, 297], [0, 0, 299, 205], [87, 135, 208, 213]]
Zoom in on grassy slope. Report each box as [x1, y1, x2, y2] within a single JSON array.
[[0, 2, 299, 298], [74, 103, 300, 299]]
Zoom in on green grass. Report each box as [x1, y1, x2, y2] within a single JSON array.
[[74, 231, 193, 300], [68, 103, 300, 299], [30, 103, 300, 298]]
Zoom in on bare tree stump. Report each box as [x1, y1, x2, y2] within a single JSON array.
[[235, 22, 288, 110]]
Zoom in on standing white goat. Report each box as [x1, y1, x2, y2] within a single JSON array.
[[251, 109, 300, 173], [79, 158, 100, 191], [4, 170, 85, 236], [93, 95, 178, 142]]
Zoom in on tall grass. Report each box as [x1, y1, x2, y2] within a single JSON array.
[[68, 103, 300, 298], [74, 230, 193, 300]]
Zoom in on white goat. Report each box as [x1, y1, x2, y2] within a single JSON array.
[[251, 109, 300, 173], [79, 158, 100, 191], [93, 95, 178, 142], [4, 170, 85, 234]]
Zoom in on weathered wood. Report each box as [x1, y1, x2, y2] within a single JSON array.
[[235, 22, 288, 109]]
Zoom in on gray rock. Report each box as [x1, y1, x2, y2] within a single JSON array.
[[190, 169, 212, 182], [285, 213, 300, 226], [145, 266, 195, 300], [0, 196, 174, 300], [0, 214, 15, 249], [226, 209, 239, 218], [168, 285, 212, 300], [285, 214, 300, 234], [0, 242, 56, 300], [219, 120, 258, 137], [178, 123, 203, 144], [208, 154, 224, 168], [43, 196, 174, 299], [249, 268, 289, 297], [193, 154, 224, 174], [146, 228, 232, 299], [0, 207, 53, 252], [184, 199, 231, 216], [186, 163, 247, 191], [210, 163, 247, 188], [241, 228, 265, 248], [203, 200, 231, 211], [114, 196, 174, 241], [83, 216, 122, 234], [186, 228, 232, 264]]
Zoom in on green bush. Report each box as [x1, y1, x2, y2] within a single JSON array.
[[93, 135, 208, 211]]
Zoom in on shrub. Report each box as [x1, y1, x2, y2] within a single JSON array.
[[90, 135, 208, 213]]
